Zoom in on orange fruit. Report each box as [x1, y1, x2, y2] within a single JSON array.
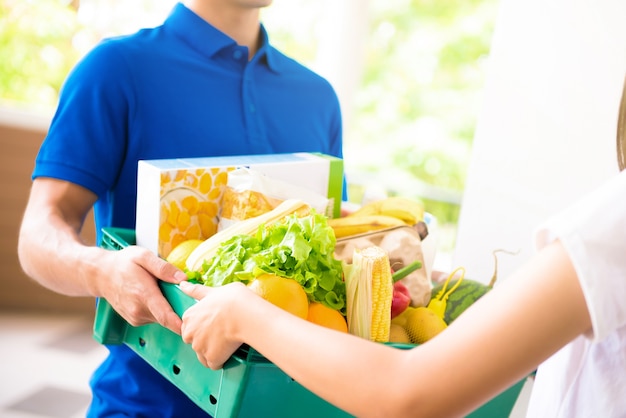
[[306, 302, 348, 333], [248, 274, 309, 319]]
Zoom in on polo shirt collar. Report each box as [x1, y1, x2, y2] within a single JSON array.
[[257, 24, 283, 73], [164, 2, 282, 73]]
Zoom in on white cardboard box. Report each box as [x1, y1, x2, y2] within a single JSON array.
[[136, 152, 344, 258]]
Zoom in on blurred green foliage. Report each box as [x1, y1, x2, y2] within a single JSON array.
[[354, 0, 498, 220], [0, 0, 82, 109]]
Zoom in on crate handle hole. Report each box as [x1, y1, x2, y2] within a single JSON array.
[[209, 395, 217, 405], [172, 365, 181, 375], [138, 338, 146, 347]]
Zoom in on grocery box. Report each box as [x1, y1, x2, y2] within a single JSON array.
[[136, 152, 344, 258], [94, 227, 529, 418]]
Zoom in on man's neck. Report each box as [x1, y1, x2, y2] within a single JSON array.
[[184, 0, 263, 59]]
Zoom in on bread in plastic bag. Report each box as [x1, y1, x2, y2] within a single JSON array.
[[218, 168, 331, 231]]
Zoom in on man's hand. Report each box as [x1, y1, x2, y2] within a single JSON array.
[[98, 245, 188, 335], [18, 178, 188, 335]]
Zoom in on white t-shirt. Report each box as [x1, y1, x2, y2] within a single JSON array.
[[526, 170, 626, 417]]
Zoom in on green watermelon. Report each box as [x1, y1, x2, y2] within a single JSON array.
[[431, 279, 490, 324]]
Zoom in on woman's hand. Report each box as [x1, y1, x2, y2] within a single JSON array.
[[180, 281, 254, 369]]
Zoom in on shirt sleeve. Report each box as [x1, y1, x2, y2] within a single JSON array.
[[534, 170, 626, 342], [33, 38, 133, 197]]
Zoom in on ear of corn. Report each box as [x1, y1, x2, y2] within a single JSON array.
[[185, 199, 311, 272], [344, 246, 393, 342]]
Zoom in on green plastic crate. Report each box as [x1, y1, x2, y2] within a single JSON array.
[[94, 227, 527, 418]]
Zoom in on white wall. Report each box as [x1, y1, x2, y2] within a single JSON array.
[[452, 0, 626, 282], [313, 0, 369, 134]]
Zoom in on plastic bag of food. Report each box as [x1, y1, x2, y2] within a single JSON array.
[[218, 168, 332, 231]]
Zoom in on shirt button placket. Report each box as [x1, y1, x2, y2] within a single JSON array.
[[242, 64, 261, 147]]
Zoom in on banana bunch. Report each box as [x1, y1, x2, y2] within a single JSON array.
[[329, 196, 425, 239], [350, 196, 425, 225]]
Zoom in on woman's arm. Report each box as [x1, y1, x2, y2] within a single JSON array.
[[180, 239, 590, 417], [18, 178, 187, 334]]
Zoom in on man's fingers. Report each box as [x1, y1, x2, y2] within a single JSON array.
[[152, 304, 183, 335], [179, 281, 210, 299], [147, 292, 182, 335], [162, 310, 183, 335], [132, 246, 187, 284]]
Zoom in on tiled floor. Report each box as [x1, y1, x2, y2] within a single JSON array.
[[0, 311, 531, 418], [0, 311, 107, 418]]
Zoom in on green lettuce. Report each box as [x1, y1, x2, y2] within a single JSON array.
[[198, 211, 346, 313]]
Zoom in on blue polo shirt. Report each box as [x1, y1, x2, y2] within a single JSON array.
[[33, 3, 343, 417]]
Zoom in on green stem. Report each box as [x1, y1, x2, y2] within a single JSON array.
[[392, 260, 422, 283]]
